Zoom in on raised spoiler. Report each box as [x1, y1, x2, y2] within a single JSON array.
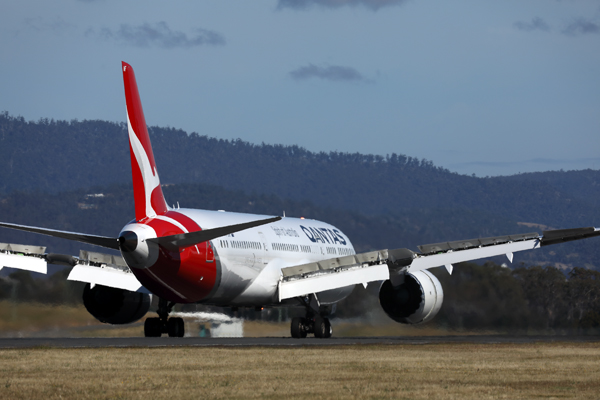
[[277, 227, 600, 301]]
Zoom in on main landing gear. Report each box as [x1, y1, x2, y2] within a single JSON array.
[[144, 298, 184, 337], [291, 315, 332, 338], [290, 295, 334, 338]]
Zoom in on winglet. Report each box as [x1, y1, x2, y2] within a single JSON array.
[[122, 62, 168, 221]]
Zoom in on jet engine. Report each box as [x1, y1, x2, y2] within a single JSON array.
[[82, 283, 150, 325], [379, 270, 443, 324]]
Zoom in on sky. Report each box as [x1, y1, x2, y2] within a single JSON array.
[[1, 0, 599, 177]]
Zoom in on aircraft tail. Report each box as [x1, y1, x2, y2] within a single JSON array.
[[122, 61, 168, 221]]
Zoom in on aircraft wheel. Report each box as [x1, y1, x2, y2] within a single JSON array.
[[167, 317, 185, 337], [144, 317, 162, 337], [314, 317, 331, 338], [291, 317, 307, 338], [325, 319, 332, 338]]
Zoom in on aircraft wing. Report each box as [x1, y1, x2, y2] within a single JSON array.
[[278, 226, 600, 301], [0, 244, 146, 293]]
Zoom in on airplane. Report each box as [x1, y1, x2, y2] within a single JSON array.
[[0, 61, 599, 338]]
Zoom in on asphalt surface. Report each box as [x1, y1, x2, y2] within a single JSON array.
[[0, 335, 598, 349]]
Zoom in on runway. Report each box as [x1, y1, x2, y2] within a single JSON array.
[[0, 335, 598, 349]]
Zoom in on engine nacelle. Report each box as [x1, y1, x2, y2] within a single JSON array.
[[118, 223, 160, 270], [379, 270, 443, 324], [82, 283, 151, 325]]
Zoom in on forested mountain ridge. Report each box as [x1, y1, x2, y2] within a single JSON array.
[[0, 112, 599, 263], [503, 169, 600, 205]]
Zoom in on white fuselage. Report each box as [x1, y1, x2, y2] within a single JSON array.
[[182, 209, 356, 306], [120, 207, 357, 306]]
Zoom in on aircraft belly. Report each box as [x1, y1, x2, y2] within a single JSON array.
[[315, 285, 355, 305], [207, 255, 264, 304], [228, 258, 287, 306]]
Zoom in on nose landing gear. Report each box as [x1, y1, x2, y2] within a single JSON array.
[[144, 298, 185, 337]]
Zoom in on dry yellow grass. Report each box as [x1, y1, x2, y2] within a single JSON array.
[[0, 343, 599, 399], [0, 302, 96, 333]]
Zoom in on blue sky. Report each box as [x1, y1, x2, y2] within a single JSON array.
[[1, 0, 599, 176]]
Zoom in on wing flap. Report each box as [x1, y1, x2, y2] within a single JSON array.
[[1, 242, 145, 293], [67, 264, 145, 292], [410, 238, 540, 272], [0, 252, 47, 274], [279, 263, 389, 301]]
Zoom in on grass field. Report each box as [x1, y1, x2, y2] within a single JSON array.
[[0, 343, 599, 399], [2, 302, 600, 398]]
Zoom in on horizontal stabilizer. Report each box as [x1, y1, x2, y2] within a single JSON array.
[[147, 216, 282, 250], [0, 222, 119, 250]]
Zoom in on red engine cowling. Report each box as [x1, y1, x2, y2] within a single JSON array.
[[379, 270, 443, 324], [82, 283, 150, 325]]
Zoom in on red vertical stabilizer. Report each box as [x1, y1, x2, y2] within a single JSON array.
[[122, 62, 168, 221]]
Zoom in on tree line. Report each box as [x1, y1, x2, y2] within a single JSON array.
[[336, 262, 600, 332]]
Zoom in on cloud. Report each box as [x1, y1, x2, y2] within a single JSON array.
[[562, 18, 600, 36], [513, 17, 550, 32], [23, 17, 75, 34], [277, 0, 408, 11], [89, 22, 225, 48], [290, 64, 368, 82]]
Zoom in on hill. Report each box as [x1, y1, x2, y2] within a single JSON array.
[[0, 112, 598, 268]]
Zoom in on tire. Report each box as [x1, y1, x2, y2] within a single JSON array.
[[144, 317, 162, 337], [167, 317, 185, 337], [314, 317, 331, 338], [324, 318, 332, 338], [291, 317, 307, 338], [315, 317, 329, 338]]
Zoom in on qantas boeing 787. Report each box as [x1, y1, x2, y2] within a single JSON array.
[[0, 62, 598, 338]]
